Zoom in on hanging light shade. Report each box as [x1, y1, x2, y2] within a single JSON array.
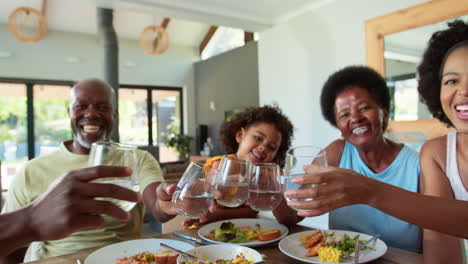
[[140, 25, 169, 55], [8, 6, 48, 43]]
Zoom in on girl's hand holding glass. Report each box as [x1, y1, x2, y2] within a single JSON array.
[[212, 155, 250, 207], [88, 142, 139, 212], [172, 162, 215, 219], [248, 163, 282, 211]]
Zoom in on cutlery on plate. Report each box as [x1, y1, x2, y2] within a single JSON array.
[[350, 233, 381, 262], [75, 259, 83, 264], [354, 239, 360, 264], [173, 232, 212, 245], [160, 243, 206, 262]]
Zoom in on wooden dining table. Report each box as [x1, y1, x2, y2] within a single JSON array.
[[26, 225, 422, 264]]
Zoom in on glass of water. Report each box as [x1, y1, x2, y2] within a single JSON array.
[[284, 146, 327, 207], [88, 142, 139, 212], [212, 155, 250, 207], [172, 162, 215, 219], [248, 163, 282, 211]]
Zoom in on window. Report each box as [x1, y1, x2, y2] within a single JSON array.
[[201, 27, 246, 60], [152, 90, 181, 163], [119, 88, 149, 145], [33, 84, 72, 156], [0, 83, 28, 190], [387, 74, 419, 121], [0, 79, 183, 190], [119, 85, 183, 163]]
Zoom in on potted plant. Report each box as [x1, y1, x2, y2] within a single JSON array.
[[163, 121, 193, 161]]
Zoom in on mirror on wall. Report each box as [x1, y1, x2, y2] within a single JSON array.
[[384, 15, 468, 121], [365, 0, 468, 123]]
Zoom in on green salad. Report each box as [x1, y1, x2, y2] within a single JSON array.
[[324, 231, 375, 255], [211, 222, 251, 243]]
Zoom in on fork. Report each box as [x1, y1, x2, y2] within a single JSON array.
[[351, 234, 381, 263]]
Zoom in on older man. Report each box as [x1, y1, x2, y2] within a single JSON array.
[[1, 79, 176, 263], [0, 165, 141, 257]]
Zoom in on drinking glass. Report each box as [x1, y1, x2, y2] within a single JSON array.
[[284, 146, 327, 205], [248, 163, 282, 211], [212, 155, 250, 207], [172, 162, 215, 219], [88, 142, 139, 212]]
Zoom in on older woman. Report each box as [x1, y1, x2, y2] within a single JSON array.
[[313, 66, 421, 252]]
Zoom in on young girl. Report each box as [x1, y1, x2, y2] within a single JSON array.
[[417, 20, 468, 264], [183, 105, 296, 228]]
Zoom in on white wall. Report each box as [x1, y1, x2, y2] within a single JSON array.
[[258, 0, 427, 149], [195, 41, 259, 154], [0, 24, 199, 138]]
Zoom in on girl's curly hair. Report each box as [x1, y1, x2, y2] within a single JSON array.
[[219, 105, 294, 168], [417, 20, 468, 127]]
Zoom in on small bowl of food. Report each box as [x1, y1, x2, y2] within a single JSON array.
[[176, 244, 263, 264]]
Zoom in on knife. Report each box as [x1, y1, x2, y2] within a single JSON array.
[[173, 233, 213, 245]]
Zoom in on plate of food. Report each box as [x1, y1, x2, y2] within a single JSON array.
[[176, 244, 263, 264], [85, 238, 194, 264], [198, 218, 288, 247], [278, 229, 387, 264]]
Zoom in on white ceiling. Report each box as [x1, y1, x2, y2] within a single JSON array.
[[1, 0, 333, 48], [4, 0, 458, 56]]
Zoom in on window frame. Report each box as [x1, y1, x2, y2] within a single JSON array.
[[119, 84, 184, 147], [386, 73, 417, 121], [0, 77, 183, 163]]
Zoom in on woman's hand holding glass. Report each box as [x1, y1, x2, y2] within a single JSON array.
[[284, 146, 327, 211], [88, 142, 140, 212], [172, 162, 215, 219], [284, 165, 377, 216], [247, 163, 282, 211]]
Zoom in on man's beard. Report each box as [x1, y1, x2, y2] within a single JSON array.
[[75, 132, 110, 149]]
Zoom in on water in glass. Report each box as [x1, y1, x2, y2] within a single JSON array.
[[88, 142, 139, 212], [172, 162, 215, 219], [248, 163, 282, 211], [284, 146, 327, 209], [213, 155, 250, 207]]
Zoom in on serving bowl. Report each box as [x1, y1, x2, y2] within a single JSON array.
[[176, 244, 262, 264]]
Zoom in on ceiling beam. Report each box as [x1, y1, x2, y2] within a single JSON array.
[[161, 17, 170, 29], [199, 26, 218, 55]]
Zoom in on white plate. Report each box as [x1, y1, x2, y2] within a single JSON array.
[[176, 244, 263, 264], [84, 238, 195, 264], [278, 230, 387, 264], [198, 218, 289, 247]]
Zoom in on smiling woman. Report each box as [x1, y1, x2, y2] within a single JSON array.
[[415, 20, 468, 264], [317, 65, 422, 253]]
